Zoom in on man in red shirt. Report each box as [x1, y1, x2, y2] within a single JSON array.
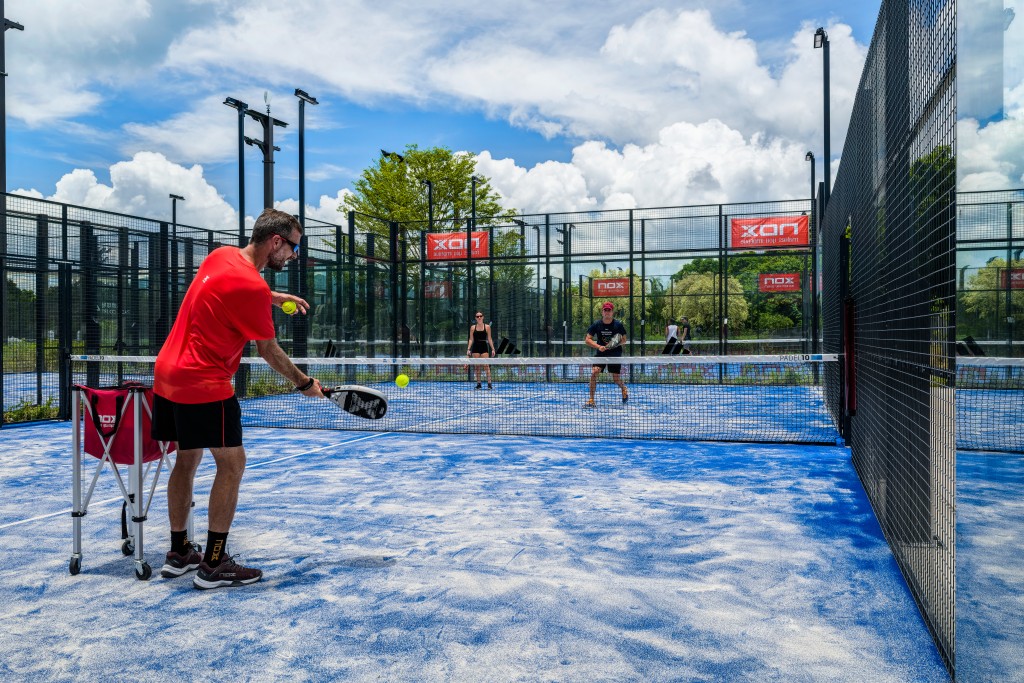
[[152, 208, 323, 589]]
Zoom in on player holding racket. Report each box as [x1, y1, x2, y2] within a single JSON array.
[[152, 208, 323, 590], [466, 311, 496, 389], [584, 301, 629, 407]]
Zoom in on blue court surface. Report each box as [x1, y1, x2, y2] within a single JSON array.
[[0, 421, 951, 682], [956, 449, 1024, 682]]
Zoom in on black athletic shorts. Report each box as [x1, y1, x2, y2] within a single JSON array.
[[592, 361, 623, 374], [151, 394, 243, 450]]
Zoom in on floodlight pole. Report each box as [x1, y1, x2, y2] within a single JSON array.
[[224, 97, 249, 246], [294, 89, 318, 234], [815, 27, 831, 208], [806, 151, 818, 354], [245, 106, 288, 209], [1, 6, 25, 418], [294, 89, 317, 361]]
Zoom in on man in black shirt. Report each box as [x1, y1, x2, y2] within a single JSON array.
[[584, 302, 629, 407], [679, 316, 692, 354]]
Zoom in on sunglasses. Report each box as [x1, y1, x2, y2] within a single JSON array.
[[280, 234, 300, 255], [475, 314, 483, 318]]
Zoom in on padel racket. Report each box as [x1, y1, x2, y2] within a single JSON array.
[[604, 333, 623, 350], [322, 385, 388, 420]]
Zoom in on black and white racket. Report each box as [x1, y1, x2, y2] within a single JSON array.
[[322, 385, 388, 420], [604, 333, 623, 350]]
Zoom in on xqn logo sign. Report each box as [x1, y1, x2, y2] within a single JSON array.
[[432, 236, 484, 251], [731, 215, 810, 248], [98, 414, 116, 426], [742, 223, 802, 239]]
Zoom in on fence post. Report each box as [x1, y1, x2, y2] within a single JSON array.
[[366, 233, 376, 358], [58, 261, 73, 419], [35, 214, 48, 406], [82, 221, 100, 388]]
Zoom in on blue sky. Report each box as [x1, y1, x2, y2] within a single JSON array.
[[4, 1, 882, 229]]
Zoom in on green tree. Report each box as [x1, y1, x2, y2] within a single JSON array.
[[342, 145, 514, 228], [668, 272, 749, 333], [962, 257, 1024, 323]]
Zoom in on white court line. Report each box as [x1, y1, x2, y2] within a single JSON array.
[[0, 392, 542, 531]]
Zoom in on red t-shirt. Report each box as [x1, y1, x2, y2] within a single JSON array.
[[154, 246, 275, 403]]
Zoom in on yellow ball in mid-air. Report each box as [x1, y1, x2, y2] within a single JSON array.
[[281, 301, 297, 315], [395, 373, 410, 388]]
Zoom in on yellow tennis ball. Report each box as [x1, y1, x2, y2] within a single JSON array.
[[281, 301, 297, 315], [395, 373, 409, 388]]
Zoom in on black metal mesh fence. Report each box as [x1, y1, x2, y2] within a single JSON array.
[[3, 194, 820, 425], [822, 0, 956, 675]]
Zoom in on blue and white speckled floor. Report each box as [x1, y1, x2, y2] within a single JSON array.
[[0, 421, 951, 682]]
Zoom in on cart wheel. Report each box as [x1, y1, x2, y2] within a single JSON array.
[[69, 557, 81, 575], [121, 539, 134, 556], [135, 562, 152, 581]]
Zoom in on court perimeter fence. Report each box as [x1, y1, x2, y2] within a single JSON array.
[[0, 185, 1018, 430], [1, 192, 830, 423], [821, 0, 956, 676]]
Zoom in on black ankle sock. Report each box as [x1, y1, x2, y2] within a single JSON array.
[[204, 531, 229, 567], [170, 530, 189, 555]]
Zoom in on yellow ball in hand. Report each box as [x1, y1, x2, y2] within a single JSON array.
[[395, 373, 409, 388], [281, 301, 297, 315]]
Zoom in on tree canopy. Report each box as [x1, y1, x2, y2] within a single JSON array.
[[341, 145, 515, 229]]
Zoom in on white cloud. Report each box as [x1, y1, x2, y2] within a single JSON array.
[[958, 117, 1024, 191], [274, 190, 354, 226], [477, 118, 813, 214], [5, 0, 192, 125], [15, 152, 238, 230], [432, 11, 864, 155], [11, 151, 354, 236]]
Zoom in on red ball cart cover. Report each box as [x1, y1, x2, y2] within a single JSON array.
[[76, 382, 176, 465]]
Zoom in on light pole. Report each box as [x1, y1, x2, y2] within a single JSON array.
[[2, 7, 23, 197], [223, 97, 248, 246], [293, 89, 317, 360], [814, 27, 831, 207], [806, 151, 818, 354], [2, 7, 24, 413], [294, 89, 318, 233], [244, 92, 288, 210]]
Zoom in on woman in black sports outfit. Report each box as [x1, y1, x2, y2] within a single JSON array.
[[467, 311, 496, 389]]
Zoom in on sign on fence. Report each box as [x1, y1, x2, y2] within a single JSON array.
[[730, 215, 809, 248], [759, 273, 801, 292], [593, 278, 631, 297], [426, 231, 490, 260]]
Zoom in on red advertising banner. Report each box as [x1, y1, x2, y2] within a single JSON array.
[[1001, 268, 1024, 289], [426, 231, 489, 260], [424, 281, 451, 299], [759, 273, 801, 292], [730, 215, 809, 248], [592, 277, 631, 297]]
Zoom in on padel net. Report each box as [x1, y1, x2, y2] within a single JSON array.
[[70, 354, 843, 445]]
